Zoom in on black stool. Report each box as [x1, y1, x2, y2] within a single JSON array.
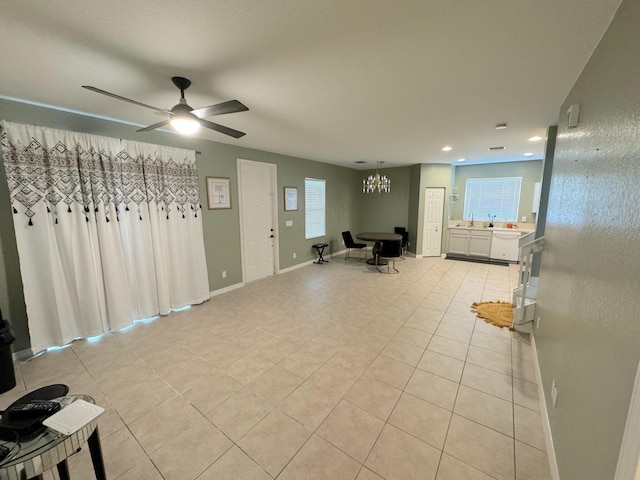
[[312, 243, 329, 264]]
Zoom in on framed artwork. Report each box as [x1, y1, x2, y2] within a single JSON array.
[[284, 186, 298, 211], [206, 177, 231, 209]]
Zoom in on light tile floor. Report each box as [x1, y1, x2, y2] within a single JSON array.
[[1, 256, 553, 480]]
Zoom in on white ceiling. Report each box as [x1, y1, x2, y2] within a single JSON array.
[[0, 0, 621, 169]]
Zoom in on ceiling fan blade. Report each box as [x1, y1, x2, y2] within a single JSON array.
[[136, 120, 170, 132], [82, 85, 170, 115], [199, 119, 246, 138], [192, 100, 249, 118]]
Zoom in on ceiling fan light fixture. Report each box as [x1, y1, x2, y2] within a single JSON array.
[[84, 77, 248, 138], [170, 113, 201, 135]]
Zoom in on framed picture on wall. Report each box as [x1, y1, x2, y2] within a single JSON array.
[[284, 186, 298, 211], [207, 177, 231, 209]]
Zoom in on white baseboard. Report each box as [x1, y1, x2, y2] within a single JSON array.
[[279, 258, 317, 274], [13, 348, 36, 362], [209, 282, 244, 297], [279, 249, 355, 274], [531, 333, 561, 480]]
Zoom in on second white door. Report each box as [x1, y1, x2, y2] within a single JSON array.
[[422, 187, 445, 257]]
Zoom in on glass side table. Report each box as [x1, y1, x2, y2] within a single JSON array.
[[0, 395, 106, 480]]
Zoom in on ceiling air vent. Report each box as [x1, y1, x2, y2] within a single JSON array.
[[488, 146, 506, 151], [355, 160, 367, 164]]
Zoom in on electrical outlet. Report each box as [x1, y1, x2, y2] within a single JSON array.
[[551, 379, 558, 407], [293, 253, 296, 259], [222, 271, 227, 278], [537, 316, 541, 329]]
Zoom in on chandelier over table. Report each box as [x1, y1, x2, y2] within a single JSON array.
[[362, 161, 391, 193]]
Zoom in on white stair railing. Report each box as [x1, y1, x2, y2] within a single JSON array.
[[513, 235, 544, 327]]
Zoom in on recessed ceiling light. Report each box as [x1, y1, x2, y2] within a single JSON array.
[[495, 123, 508, 130], [457, 158, 466, 162], [523, 152, 534, 156], [442, 146, 452, 152], [529, 136, 543, 142]]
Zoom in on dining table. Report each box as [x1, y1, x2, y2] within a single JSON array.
[[356, 231, 403, 265]]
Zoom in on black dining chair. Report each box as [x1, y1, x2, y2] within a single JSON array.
[[342, 231, 367, 260], [376, 239, 404, 274], [394, 227, 409, 256]]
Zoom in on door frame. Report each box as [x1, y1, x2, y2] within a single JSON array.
[[237, 159, 279, 284]]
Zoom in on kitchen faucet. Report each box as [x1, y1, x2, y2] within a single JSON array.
[[469, 212, 474, 226]]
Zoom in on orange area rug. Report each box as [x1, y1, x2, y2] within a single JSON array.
[[471, 301, 514, 329]]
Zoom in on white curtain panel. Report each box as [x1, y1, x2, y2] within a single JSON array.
[[1, 121, 210, 353]]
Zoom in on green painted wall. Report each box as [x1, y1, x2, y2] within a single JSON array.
[[451, 160, 543, 224], [359, 165, 411, 233], [0, 163, 28, 352], [407, 164, 423, 254], [275, 156, 362, 268], [535, 0, 639, 478]]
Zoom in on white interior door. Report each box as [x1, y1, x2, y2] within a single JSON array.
[[422, 187, 445, 257], [238, 159, 278, 283]]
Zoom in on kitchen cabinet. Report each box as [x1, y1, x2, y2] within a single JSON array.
[[448, 230, 469, 256], [469, 230, 492, 257], [447, 228, 492, 258]]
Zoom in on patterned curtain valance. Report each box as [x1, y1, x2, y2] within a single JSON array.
[[1, 121, 200, 225]]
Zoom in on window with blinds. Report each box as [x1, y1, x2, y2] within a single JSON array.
[[463, 177, 522, 222], [305, 178, 326, 239]]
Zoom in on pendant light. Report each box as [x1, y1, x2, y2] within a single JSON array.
[[362, 161, 391, 193]]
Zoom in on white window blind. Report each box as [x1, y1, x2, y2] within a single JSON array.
[[463, 177, 522, 222], [305, 178, 326, 239]]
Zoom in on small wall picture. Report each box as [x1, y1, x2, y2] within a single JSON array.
[[207, 177, 231, 209], [284, 186, 298, 211]]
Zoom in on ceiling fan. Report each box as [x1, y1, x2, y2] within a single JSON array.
[[82, 76, 248, 138]]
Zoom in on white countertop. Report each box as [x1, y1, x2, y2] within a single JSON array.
[[447, 221, 535, 234]]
